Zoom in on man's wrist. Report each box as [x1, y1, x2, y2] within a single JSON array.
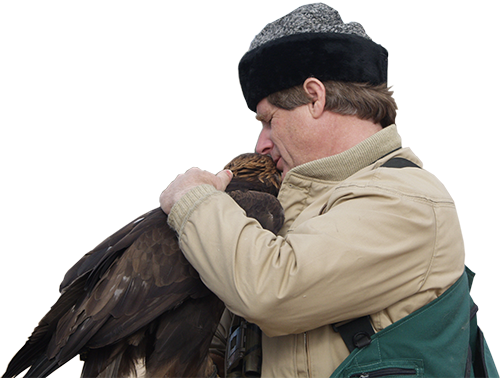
[[167, 184, 219, 233]]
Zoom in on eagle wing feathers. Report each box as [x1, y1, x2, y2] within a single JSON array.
[[3, 153, 283, 378]]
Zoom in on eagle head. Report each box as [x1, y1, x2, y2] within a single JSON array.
[[224, 153, 281, 196]]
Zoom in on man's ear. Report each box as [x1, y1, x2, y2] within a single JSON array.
[[303, 77, 326, 119]]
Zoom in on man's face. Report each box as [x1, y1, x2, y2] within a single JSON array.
[[255, 98, 321, 177]]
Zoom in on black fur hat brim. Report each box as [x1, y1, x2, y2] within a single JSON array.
[[238, 32, 388, 112]]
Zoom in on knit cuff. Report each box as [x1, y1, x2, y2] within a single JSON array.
[[167, 184, 219, 234]]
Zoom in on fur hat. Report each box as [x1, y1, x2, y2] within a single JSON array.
[[238, 3, 388, 111]]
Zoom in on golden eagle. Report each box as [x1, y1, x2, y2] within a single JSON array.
[[3, 153, 283, 378]]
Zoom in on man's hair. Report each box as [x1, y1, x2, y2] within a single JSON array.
[[267, 81, 397, 127]]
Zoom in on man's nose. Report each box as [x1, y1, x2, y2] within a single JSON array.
[[255, 127, 273, 155]]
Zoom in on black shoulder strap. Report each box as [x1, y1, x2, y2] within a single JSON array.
[[380, 157, 421, 169], [332, 316, 375, 353], [332, 157, 421, 353]]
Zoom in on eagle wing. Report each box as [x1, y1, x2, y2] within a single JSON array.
[[4, 208, 220, 378], [3, 153, 284, 378]]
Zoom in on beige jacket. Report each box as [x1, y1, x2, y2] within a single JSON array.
[[167, 125, 465, 377]]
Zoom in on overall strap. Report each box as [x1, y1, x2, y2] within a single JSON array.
[[332, 316, 375, 353], [332, 156, 422, 353], [380, 157, 421, 169]]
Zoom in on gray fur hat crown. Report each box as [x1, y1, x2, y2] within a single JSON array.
[[249, 3, 371, 50], [239, 3, 388, 111]]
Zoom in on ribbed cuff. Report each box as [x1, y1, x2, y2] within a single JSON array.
[[167, 184, 219, 234]]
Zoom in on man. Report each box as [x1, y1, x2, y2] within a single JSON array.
[[160, 3, 466, 376]]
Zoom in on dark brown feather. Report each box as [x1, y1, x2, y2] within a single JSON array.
[[2, 153, 283, 378], [224, 153, 281, 196]]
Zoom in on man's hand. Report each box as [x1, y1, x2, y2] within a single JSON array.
[[160, 168, 233, 214]]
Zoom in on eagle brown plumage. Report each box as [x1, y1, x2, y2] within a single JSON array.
[[3, 153, 283, 378]]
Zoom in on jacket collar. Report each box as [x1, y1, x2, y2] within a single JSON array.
[[285, 125, 402, 183]]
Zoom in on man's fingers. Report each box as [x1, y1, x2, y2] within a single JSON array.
[[215, 169, 233, 191], [160, 168, 233, 214]]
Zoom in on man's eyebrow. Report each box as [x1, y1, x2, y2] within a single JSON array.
[[255, 114, 266, 122]]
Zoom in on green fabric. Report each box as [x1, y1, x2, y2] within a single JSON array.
[[330, 267, 499, 377], [484, 340, 498, 377]]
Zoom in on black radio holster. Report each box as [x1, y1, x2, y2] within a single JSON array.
[[226, 316, 262, 377]]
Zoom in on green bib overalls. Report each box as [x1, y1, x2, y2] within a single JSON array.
[[330, 267, 498, 377]]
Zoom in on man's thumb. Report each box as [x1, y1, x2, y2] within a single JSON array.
[[215, 169, 233, 191]]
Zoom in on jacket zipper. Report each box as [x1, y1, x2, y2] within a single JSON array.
[[350, 367, 417, 377]]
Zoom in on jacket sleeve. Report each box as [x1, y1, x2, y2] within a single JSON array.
[[168, 182, 464, 337]]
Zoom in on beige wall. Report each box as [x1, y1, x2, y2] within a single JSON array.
[[0, 3, 500, 377]]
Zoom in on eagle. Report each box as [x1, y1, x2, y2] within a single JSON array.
[[3, 153, 283, 378]]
